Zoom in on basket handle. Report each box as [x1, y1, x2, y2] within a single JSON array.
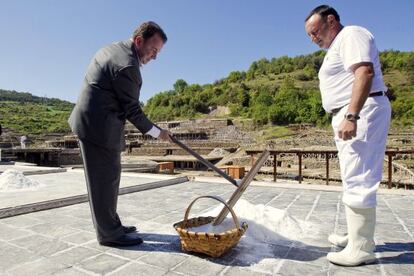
[[183, 195, 241, 229]]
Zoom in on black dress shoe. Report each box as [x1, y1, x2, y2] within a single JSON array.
[[122, 225, 137, 233], [99, 232, 143, 247]]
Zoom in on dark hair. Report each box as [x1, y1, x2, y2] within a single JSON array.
[[132, 21, 168, 43], [305, 5, 340, 22]]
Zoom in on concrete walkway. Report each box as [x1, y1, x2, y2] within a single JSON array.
[[0, 169, 183, 209], [0, 162, 66, 175], [0, 176, 413, 275]]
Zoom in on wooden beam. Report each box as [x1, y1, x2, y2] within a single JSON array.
[[326, 153, 330, 185], [0, 176, 189, 219], [388, 153, 393, 189], [298, 153, 302, 183]]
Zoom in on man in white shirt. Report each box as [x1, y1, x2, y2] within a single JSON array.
[[305, 5, 391, 266]]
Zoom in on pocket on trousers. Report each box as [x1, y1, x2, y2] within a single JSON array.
[[333, 116, 368, 146]]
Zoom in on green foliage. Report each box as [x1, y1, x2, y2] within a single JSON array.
[[259, 126, 294, 141], [2, 50, 414, 136], [0, 89, 74, 110], [390, 89, 414, 126], [0, 90, 74, 134], [227, 71, 246, 83], [173, 79, 188, 93], [407, 56, 414, 83], [0, 101, 72, 134], [380, 50, 414, 73], [144, 50, 414, 127], [252, 104, 269, 125]]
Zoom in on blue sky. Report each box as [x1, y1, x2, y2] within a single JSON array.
[[0, 0, 413, 103]]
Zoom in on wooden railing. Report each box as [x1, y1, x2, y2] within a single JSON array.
[[246, 149, 414, 189]]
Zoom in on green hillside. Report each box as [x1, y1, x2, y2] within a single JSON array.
[[0, 90, 74, 135], [144, 50, 414, 127], [0, 50, 413, 136]]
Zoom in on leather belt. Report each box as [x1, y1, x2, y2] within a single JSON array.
[[330, 91, 387, 115], [368, 91, 387, 97], [331, 105, 347, 116]]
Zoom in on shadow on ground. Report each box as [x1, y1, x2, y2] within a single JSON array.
[[373, 242, 414, 265], [113, 233, 414, 267], [116, 218, 334, 267]]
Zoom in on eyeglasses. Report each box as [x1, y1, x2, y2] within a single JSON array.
[[308, 20, 327, 39]]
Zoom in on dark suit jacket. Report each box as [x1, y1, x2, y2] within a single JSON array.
[[68, 39, 154, 151]]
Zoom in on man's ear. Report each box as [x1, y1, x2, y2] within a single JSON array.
[[327, 14, 336, 27], [134, 36, 143, 47]]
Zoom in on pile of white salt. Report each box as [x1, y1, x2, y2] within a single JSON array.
[[0, 169, 41, 192], [188, 199, 311, 244]]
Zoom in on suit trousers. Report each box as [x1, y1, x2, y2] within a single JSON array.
[[79, 139, 124, 242], [331, 96, 391, 208]]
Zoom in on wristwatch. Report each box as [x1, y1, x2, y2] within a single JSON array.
[[344, 112, 360, 122]]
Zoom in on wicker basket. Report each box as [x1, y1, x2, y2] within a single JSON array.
[[173, 195, 248, 257]]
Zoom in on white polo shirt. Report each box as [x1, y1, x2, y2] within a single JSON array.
[[318, 26, 387, 112]]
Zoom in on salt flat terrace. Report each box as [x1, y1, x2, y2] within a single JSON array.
[[0, 176, 413, 275]]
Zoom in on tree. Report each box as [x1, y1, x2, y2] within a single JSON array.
[[252, 104, 269, 125], [173, 79, 188, 94], [407, 55, 414, 84], [303, 64, 317, 80], [253, 88, 273, 107], [227, 71, 246, 83]]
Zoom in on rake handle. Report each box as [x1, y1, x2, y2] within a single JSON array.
[[168, 135, 238, 187]]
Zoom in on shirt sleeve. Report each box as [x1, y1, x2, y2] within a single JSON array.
[[339, 29, 374, 72], [146, 125, 161, 138]]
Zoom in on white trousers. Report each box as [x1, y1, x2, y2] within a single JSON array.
[[332, 96, 391, 208]]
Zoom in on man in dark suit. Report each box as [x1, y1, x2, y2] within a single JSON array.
[[69, 21, 171, 247]]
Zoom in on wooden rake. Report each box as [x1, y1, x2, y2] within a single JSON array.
[[168, 131, 270, 226], [212, 150, 270, 225]]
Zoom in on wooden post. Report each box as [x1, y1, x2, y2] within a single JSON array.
[[273, 154, 277, 182], [326, 153, 330, 185], [298, 153, 302, 183], [40, 152, 44, 166], [388, 153, 393, 189]]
